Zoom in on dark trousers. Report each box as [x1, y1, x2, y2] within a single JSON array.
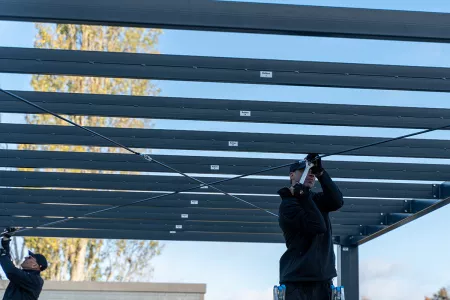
[[285, 281, 332, 300]]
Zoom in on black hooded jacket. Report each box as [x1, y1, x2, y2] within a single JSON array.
[[0, 239, 44, 300], [277, 171, 344, 284]]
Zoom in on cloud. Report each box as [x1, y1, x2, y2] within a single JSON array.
[[359, 259, 421, 300], [360, 277, 418, 300], [359, 258, 405, 281]]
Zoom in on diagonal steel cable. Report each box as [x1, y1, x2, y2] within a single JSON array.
[[1, 89, 281, 236], [2, 88, 450, 235]]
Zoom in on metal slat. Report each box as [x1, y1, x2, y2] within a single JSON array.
[[0, 219, 364, 238], [3, 91, 448, 118], [2, 0, 450, 43], [0, 203, 385, 226], [0, 187, 408, 204], [0, 208, 382, 226], [0, 218, 286, 234], [1, 196, 408, 213], [2, 91, 450, 130], [1, 149, 449, 181], [12, 228, 286, 244], [0, 171, 434, 199], [2, 47, 450, 92], [1, 124, 449, 159], [0, 215, 364, 236], [0, 188, 411, 213]]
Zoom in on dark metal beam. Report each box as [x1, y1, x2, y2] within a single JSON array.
[[337, 245, 359, 300], [12, 228, 286, 244], [435, 181, 450, 198], [2, 124, 450, 159], [355, 195, 450, 246], [0, 171, 435, 199], [3, 47, 450, 92], [1, 149, 449, 182], [387, 213, 411, 224], [410, 199, 440, 213], [1, 196, 409, 214], [0, 202, 388, 225], [0, 215, 366, 237], [2, 0, 450, 43], [2, 91, 450, 131], [0, 218, 285, 234], [0, 188, 411, 213]]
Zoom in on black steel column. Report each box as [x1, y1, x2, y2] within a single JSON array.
[[337, 245, 359, 300]]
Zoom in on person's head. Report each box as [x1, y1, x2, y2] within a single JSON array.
[[289, 161, 316, 188], [21, 251, 48, 272]]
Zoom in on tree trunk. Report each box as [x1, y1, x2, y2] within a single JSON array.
[[70, 239, 88, 281], [60, 241, 70, 281]]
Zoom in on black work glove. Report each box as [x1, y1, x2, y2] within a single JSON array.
[[290, 183, 310, 198], [2, 227, 16, 240], [1, 227, 16, 252], [306, 153, 324, 176]]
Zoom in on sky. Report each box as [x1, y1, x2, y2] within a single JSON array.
[[1, 0, 450, 299]]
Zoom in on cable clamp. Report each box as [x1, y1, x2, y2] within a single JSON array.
[[141, 153, 153, 162]]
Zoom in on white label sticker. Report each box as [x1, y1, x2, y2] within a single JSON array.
[[260, 71, 273, 78], [181, 214, 189, 219], [176, 225, 183, 229], [228, 141, 239, 147], [190, 200, 199, 205], [240, 111, 251, 117], [210, 165, 220, 170], [170, 231, 176, 234]]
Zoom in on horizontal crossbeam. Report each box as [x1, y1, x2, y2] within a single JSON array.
[[2, 47, 450, 92], [0, 202, 388, 225], [1, 124, 449, 159], [1, 149, 449, 182], [0, 188, 412, 213], [12, 227, 286, 243], [0, 171, 435, 199], [2, 91, 450, 130], [2, 0, 450, 43]]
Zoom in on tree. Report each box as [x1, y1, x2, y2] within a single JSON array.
[[426, 288, 449, 300], [14, 23, 164, 281]]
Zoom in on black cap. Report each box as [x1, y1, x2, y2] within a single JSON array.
[[28, 250, 48, 271], [289, 160, 306, 173]]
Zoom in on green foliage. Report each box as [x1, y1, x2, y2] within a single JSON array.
[[16, 23, 164, 281]]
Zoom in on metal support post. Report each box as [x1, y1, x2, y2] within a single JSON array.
[[337, 245, 359, 300]]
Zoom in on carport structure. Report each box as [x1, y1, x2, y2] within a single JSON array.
[[1, 1, 450, 299]]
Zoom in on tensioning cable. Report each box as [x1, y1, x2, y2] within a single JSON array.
[[0, 88, 279, 229], [1, 89, 450, 235]]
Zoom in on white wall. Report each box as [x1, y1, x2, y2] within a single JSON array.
[[0, 281, 206, 300]]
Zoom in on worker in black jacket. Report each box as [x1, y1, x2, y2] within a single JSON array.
[[277, 154, 344, 300], [0, 228, 47, 300]]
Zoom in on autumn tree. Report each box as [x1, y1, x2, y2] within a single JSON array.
[[426, 288, 449, 300], [14, 23, 164, 281]]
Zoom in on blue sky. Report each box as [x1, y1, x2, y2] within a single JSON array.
[[1, 1, 450, 299]]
